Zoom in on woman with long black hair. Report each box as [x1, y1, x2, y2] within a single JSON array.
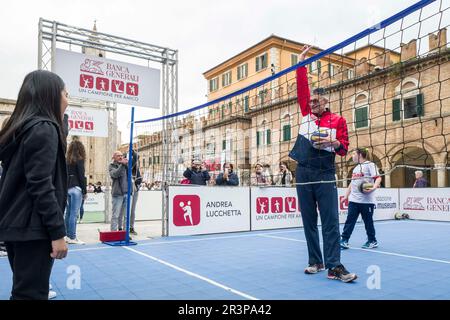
[[0, 70, 69, 300], [66, 138, 87, 245]]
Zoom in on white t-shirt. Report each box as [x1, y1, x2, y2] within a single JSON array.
[[349, 161, 379, 204]]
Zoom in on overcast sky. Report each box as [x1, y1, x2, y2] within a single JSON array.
[[0, 0, 432, 142]]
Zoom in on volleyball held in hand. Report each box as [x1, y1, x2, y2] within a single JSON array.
[[311, 128, 331, 149], [359, 181, 374, 193]]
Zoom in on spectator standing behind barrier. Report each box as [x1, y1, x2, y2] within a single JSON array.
[[0, 70, 69, 299], [183, 159, 211, 185], [65, 139, 87, 245], [109, 151, 131, 231], [130, 150, 142, 235], [274, 162, 293, 187], [94, 181, 103, 193], [215, 162, 239, 186], [413, 170, 427, 188], [253, 163, 271, 186]]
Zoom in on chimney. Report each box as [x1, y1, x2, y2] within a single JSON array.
[[400, 39, 417, 61], [429, 28, 447, 53]]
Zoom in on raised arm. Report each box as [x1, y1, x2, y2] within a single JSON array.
[[296, 45, 312, 116]]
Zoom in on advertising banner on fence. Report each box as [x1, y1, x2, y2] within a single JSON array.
[[251, 187, 303, 231], [84, 193, 105, 212], [168, 186, 251, 236], [54, 49, 160, 108], [66, 106, 108, 137], [399, 188, 450, 221], [338, 188, 399, 221]]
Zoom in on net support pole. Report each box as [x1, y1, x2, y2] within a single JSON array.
[[125, 106, 136, 245]]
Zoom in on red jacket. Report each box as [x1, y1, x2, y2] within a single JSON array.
[[288, 66, 349, 172]]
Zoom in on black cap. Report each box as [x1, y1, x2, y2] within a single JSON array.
[[312, 87, 326, 96]]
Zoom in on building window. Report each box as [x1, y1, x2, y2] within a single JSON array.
[[221, 104, 225, 118], [347, 69, 354, 79], [282, 124, 291, 141], [209, 77, 218, 92], [237, 63, 248, 80], [291, 54, 298, 66], [256, 53, 268, 72], [392, 93, 424, 121], [149, 157, 153, 165], [244, 96, 249, 113], [266, 129, 271, 145], [328, 63, 336, 76], [222, 71, 232, 87], [143, 158, 146, 167], [355, 106, 369, 129]]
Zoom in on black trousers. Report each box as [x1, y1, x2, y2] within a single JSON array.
[[5, 240, 54, 300], [295, 166, 341, 269]]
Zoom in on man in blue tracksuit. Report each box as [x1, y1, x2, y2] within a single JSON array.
[[289, 45, 357, 283]]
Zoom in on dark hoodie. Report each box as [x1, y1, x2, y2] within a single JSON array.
[[0, 117, 68, 242]]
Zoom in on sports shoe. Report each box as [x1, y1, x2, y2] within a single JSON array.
[[130, 228, 138, 236], [304, 263, 325, 274], [48, 290, 57, 299], [340, 239, 350, 249], [362, 241, 378, 249], [0, 249, 7, 257], [327, 265, 357, 283], [67, 238, 85, 245]]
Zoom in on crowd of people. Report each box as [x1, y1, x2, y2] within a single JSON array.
[[180, 159, 294, 187]]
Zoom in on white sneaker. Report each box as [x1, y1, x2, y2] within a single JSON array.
[[48, 290, 57, 299], [0, 250, 7, 257], [67, 238, 85, 245]]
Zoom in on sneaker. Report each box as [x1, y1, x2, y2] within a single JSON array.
[[67, 238, 85, 245], [48, 290, 57, 299], [362, 241, 378, 249], [327, 265, 357, 283], [304, 263, 325, 274], [0, 250, 7, 257], [130, 228, 138, 236], [340, 239, 350, 250]]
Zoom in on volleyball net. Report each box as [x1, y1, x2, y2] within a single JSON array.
[[131, 0, 449, 190]]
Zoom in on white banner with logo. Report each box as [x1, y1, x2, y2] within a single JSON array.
[[54, 49, 160, 108], [66, 106, 108, 137], [84, 193, 105, 212], [399, 188, 450, 221], [168, 186, 250, 236], [338, 188, 399, 222], [251, 187, 303, 231]]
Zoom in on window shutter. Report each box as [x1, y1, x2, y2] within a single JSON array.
[[222, 140, 226, 150], [317, 61, 322, 74], [256, 131, 260, 147], [244, 96, 249, 112], [283, 124, 291, 141], [355, 107, 368, 128], [392, 98, 401, 121], [266, 129, 271, 145], [256, 57, 260, 71], [416, 93, 424, 117]]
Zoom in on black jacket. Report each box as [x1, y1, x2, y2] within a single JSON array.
[[183, 168, 211, 185], [215, 171, 239, 186], [67, 160, 87, 194], [0, 118, 68, 242]]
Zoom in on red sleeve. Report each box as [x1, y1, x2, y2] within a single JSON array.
[[296, 66, 311, 116], [335, 116, 349, 157]]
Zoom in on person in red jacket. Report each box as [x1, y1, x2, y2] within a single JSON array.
[[289, 45, 357, 283]]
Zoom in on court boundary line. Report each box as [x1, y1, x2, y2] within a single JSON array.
[[258, 234, 450, 265], [123, 246, 259, 300]]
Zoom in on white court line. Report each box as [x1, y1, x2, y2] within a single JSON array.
[[123, 246, 259, 300], [258, 234, 450, 265]]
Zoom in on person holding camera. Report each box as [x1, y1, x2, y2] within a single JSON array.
[[183, 159, 211, 186], [215, 162, 239, 186]]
